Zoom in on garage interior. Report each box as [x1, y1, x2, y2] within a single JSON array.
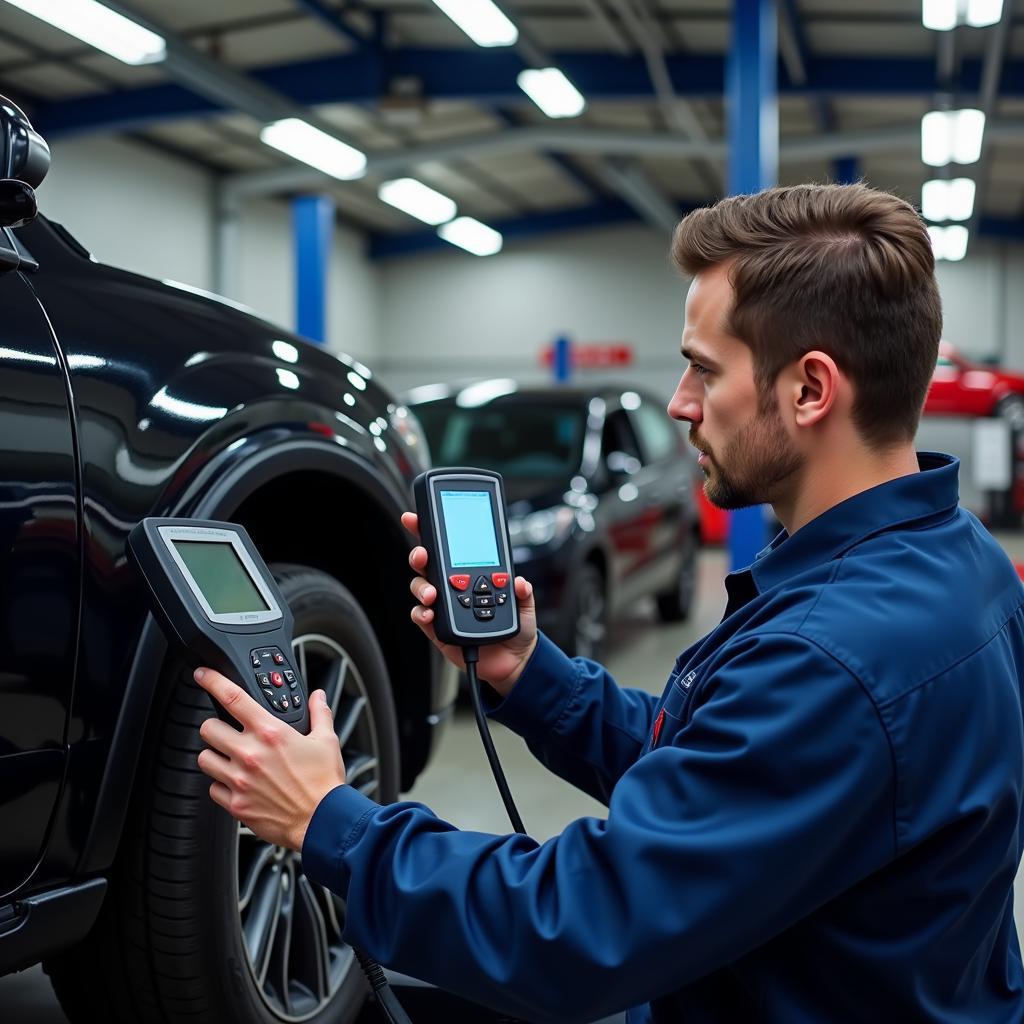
[[2, 0, 1024, 1021]]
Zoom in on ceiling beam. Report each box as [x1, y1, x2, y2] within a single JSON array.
[[368, 201, 1024, 259], [32, 52, 1024, 138], [220, 119, 1024, 200]]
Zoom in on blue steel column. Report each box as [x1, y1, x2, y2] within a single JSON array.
[[834, 156, 861, 184], [293, 194, 334, 344], [553, 335, 572, 383], [727, 0, 778, 571]]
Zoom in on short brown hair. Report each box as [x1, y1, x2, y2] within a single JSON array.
[[671, 183, 942, 447]]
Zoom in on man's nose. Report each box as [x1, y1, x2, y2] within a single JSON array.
[[667, 377, 702, 425]]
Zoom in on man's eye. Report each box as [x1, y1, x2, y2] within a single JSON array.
[[689, 362, 709, 377]]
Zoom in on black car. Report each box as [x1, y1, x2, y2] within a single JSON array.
[[407, 379, 701, 660], [0, 99, 456, 1024]]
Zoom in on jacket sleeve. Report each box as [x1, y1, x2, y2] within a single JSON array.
[[302, 631, 895, 1024], [484, 631, 663, 804]]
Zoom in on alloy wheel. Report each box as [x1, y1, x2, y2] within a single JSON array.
[[236, 633, 381, 1021]]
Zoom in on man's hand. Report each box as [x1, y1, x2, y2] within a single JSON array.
[[194, 669, 346, 851], [401, 511, 538, 698]]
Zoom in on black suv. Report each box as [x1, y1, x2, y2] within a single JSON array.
[[0, 99, 455, 1023], [408, 380, 700, 661]]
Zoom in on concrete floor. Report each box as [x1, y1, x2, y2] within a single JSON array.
[[4, 532, 1024, 1022]]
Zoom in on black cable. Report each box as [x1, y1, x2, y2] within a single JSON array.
[[464, 645, 527, 835], [354, 948, 414, 1024], [352, 646, 525, 1021]]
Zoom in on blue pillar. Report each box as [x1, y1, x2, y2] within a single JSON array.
[[553, 335, 572, 383], [293, 194, 334, 344], [834, 156, 860, 184], [727, 0, 777, 571]]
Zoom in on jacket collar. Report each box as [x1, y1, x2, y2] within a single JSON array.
[[738, 452, 960, 596]]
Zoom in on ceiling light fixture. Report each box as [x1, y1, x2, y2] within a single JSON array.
[[921, 178, 976, 221], [921, 109, 985, 166], [928, 224, 969, 261], [260, 119, 367, 180], [517, 68, 587, 119], [922, 0, 1004, 28], [922, 0, 959, 29], [428, 0, 518, 47], [966, 0, 1004, 26], [378, 178, 458, 225], [3, 0, 166, 64], [438, 217, 504, 256]]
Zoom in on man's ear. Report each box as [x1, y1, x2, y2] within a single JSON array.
[[791, 350, 843, 429]]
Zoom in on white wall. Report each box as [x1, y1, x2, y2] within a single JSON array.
[[39, 135, 215, 292], [376, 223, 1024, 401], [36, 136, 379, 363], [375, 224, 687, 402]]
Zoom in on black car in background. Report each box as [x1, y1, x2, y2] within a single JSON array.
[[407, 379, 701, 660], [0, 99, 455, 1024]]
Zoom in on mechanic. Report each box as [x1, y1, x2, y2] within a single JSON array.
[[195, 182, 1024, 1023]]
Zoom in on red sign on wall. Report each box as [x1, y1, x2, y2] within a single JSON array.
[[540, 343, 634, 368]]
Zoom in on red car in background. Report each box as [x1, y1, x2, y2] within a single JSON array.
[[925, 342, 1024, 428]]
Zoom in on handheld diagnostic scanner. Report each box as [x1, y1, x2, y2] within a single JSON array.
[[127, 518, 310, 735], [413, 468, 519, 648]]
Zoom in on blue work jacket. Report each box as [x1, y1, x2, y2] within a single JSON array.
[[302, 452, 1024, 1023]]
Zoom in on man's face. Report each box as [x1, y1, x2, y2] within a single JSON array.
[[667, 264, 804, 510]]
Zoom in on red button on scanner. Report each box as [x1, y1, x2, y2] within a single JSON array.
[[491, 573, 509, 589], [449, 575, 471, 591], [270, 672, 284, 687]]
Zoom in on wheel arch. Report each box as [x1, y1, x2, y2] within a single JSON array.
[[77, 440, 434, 877]]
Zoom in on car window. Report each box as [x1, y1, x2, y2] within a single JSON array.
[[413, 402, 585, 478], [630, 400, 682, 463], [602, 408, 643, 463]]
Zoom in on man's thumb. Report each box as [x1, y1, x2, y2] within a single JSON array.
[[311, 689, 333, 731]]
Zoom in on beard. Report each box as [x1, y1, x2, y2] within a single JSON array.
[[693, 401, 803, 510]]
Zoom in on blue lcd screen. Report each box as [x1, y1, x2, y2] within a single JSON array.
[[440, 490, 500, 568]]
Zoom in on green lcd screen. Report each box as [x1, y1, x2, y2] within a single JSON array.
[[172, 540, 270, 614]]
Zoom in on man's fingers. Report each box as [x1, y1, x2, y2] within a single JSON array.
[[408, 576, 436, 605], [514, 576, 534, 601], [196, 746, 234, 787], [199, 715, 244, 758], [208, 780, 233, 813], [408, 545, 428, 572], [194, 668, 266, 729], [401, 512, 420, 540]]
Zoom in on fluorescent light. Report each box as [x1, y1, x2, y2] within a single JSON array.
[[953, 109, 985, 162], [517, 68, 587, 119], [928, 225, 969, 261], [438, 217, 503, 256], [429, 0, 518, 46], [966, 0, 1003, 26], [921, 109, 985, 166], [378, 178, 457, 225], [923, 0, 958, 29], [922, 177, 976, 221], [3, 0, 166, 64], [260, 119, 366, 180]]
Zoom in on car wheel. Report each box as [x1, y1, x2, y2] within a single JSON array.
[[996, 393, 1024, 432], [563, 563, 608, 662], [655, 529, 698, 624], [44, 564, 399, 1024]]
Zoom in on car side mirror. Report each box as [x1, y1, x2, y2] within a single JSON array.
[[0, 95, 49, 229]]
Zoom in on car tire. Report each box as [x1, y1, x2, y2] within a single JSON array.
[[655, 529, 698, 624], [44, 564, 399, 1024], [996, 393, 1024, 432], [562, 562, 608, 662]]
